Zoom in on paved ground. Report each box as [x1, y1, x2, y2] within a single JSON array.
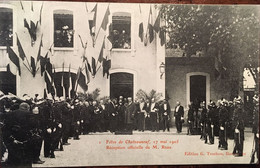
[[31, 127, 256, 167]]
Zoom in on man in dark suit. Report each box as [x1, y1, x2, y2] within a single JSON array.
[[150, 98, 160, 132], [125, 97, 136, 131], [136, 98, 146, 132], [161, 99, 171, 132], [3, 102, 33, 167], [174, 101, 184, 133], [107, 98, 118, 133]]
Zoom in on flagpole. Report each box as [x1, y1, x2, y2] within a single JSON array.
[[23, 63, 32, 73]]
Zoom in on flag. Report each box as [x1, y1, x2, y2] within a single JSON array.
[[30, 56, 36, 77], [74, 67, 81, 92], [40, 52, 48, 76], [45, 58, 52, 77], [24, 19, 38, 44], [78, 71, 88, 91], [148, 24, 154, 43], [43, 89, 47, 99], [92, 57, 96, 76], [68, 65, 72, 98], [159, 28, 165, 46], [44, 71, 52, 94], [89, 4, 97, 36], [147, 6, 154, 43], [6, 44, 21, 76], [61, 63, 65, 97], [39, 2, 43, 24], [139, 23, 144, 42], [102, 58, 111, 79], [20, 0, 24, 11], [153, 12, 160, 33], [87, 60, 92, 74], [51, 68, 57, 97], [85, 63, 90, 84], [37, 36, 43, 63], [17, 36, 26, 61], [30, 20, 37, 42], [31, 1, 34, 11], [138, 4, 144, 42], [98, 38, 105, 62], [101, 6, 110, 30]]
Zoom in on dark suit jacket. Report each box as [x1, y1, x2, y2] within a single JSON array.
[[174, 105, 184, 119], [125, 102, 136, 124]]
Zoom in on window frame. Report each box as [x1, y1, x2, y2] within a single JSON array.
[[51, 9, 75, 51], [0, 4, 16, 50], [109, 10, 134, 53]]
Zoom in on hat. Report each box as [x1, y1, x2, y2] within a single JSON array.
[[19, 102, 30, 111]]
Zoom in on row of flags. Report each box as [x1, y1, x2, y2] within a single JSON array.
[[139, 5, 166, 46]]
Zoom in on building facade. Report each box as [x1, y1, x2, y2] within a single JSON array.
[[0, 1, 165, 100]]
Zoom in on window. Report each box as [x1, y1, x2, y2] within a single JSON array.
[[0, 8, 13, 46], [53, 10, 74, 48], [109, 12, 131, 49]]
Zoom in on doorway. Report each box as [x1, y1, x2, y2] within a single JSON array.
[[110, 72, 133, 99], [190, 75, 206, 104]]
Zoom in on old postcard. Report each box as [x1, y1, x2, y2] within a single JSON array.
[[0, 0, 259, 167]]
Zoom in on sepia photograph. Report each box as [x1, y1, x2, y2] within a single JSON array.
[[0, 0, 259, 167]]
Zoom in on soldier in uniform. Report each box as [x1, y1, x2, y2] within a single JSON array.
[[52, 99, 64, 151], [72, 99, 81, 139], [200, 101, 207, 140], [206, 101, 217, 144], [218, 100, 229, 150], [232, 98, 244, 157], [61, 100, 72, 145], [161, 99, 171, 132], [29, 105, 45, 164], [150, 98, 160, 132], [40, 99, 56, 158]]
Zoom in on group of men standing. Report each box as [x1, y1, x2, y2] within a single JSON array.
[[186, 95, 259, 160], [0, 90, 259, 166]]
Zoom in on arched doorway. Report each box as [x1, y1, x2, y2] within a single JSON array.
[[110, 72, 133, 99]]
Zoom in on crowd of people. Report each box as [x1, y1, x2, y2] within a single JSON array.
[[0, 90, 259, 167]]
